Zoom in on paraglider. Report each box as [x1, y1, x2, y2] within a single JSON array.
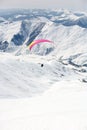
[[28, 39, 53, 50]]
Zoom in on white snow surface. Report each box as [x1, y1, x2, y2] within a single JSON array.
[[0, 52, 87, 130], [0, 80, 87, 130]]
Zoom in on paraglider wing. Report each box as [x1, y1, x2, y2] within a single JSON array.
[[28, 39, 53, 50]]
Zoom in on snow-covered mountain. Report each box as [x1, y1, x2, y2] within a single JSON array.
[[0, 9, 87, 97], [0, 9, 87, 130], [0, 9, 87, 57]]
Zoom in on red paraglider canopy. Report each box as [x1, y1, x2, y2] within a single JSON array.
[[28, 39, 53, 50]]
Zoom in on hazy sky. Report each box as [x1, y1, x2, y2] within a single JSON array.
[[0, 0, 87, 11]]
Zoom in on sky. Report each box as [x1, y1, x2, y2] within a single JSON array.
[[0, 0, 87, 11]]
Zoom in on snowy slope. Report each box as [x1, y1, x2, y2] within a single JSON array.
[[0, 80, 87, 130], [0, 21, 21, 43], [0, 52, 79, 98]]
